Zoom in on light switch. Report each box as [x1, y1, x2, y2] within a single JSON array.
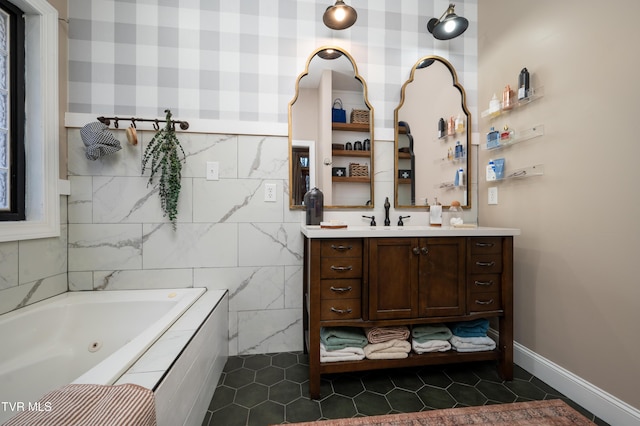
[[206, 161, 219, 181]]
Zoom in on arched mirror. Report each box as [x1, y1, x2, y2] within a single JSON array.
[[289, 46, 374, 209], [394, 56, 471, 209]]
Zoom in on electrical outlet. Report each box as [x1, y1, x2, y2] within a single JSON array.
[[488, 187, 498, 205], [206, 161, 219, 181], [265, 183, 277, 202]]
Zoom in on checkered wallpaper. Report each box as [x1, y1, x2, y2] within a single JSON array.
[[67, 0, 478, 129]]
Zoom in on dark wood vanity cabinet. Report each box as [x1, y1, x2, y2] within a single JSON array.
[[303, 233, 514, 400]]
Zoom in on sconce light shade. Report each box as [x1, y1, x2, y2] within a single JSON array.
[[323, 0, 357, 30], [317, 48, 343, 60], [427, 3, 469, 40]]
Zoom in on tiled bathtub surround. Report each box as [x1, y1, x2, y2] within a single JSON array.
[[67, 128, 302, 356], [0, 199, 68, 316]]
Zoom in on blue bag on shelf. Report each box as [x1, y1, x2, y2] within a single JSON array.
[[332, 98, 346, 123]]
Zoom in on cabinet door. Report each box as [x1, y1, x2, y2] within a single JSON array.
[[368, 238, 419, 320], [418, 237, 466, 317]]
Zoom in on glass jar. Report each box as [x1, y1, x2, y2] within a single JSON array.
[[448, 200, 463, 226]]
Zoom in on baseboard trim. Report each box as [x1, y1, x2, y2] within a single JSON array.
[[505, 335, 640, 426]]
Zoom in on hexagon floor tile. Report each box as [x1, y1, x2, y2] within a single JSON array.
[[202, 352, 609, 425]]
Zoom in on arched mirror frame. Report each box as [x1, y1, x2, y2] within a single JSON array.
[[288, 46, 375, 210], [394, 55, 472, 210]]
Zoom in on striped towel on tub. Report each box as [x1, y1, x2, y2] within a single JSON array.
[[3, 383, 156, 426]]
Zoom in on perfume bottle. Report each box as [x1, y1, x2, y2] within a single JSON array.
[[518, 68, 530, 100], [500, 125, 514, 141], [448, 116, 455, 136], [502, 85, 513, 110], [455, 114, 464, 133], [489, 93, 501, 114], [438, 118, 445, 138], [487, 127, 500, 149], [454, 141, 463, 159]]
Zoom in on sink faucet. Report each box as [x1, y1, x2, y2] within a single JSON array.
[[384, 197, 390, 226]]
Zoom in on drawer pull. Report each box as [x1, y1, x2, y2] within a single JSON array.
[[331, 244, 353, 251], [330, 265, 353, 272], [476, 261, 496, 267], [475, 242, 495, 248], [475, 299, 494, 305], [330, 286, 353, 293], [330, 307, 353, 314], [474, 280, 494, 287]]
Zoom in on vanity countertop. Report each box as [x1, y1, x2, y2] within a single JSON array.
[[301, 224, 521, 238]]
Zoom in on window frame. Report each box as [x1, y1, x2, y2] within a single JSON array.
[[0, 0, 26, 221], [0, 0, 59, 242]]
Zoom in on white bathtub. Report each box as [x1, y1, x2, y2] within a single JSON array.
[[0, 288, 228, 425]]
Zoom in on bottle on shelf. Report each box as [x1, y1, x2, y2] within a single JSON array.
[[455, 167, 465, 186], [489, 93, 501, 114], [454, 141, 463, 159], [486, 159, 497, 181], [487, 127, 500, 149], [500, 125, 514, 141], [438, 117, 445, 138], [518, 68, 530, 100], [455, 114, 464, 133], [448, 116, 455, 136], [502, 85, 513, 110]]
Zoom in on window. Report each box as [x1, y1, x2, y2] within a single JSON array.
[[0, 0, 59, 242], [0, 0, 26, 221]]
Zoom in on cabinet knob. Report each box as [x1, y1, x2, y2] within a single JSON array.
[[475, 299, 494, 305], [330, 286, 353, 293], [330, 307, 353, 314], [474, 280, 494, 287], [331, 244, 353, 252], [421, 246, 429, 255], [412, 247, 420, 255], [475, 242, 495, 248], [475, 261, 496, 267]]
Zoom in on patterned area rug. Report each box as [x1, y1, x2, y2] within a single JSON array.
[[279, 399, 594, 425]]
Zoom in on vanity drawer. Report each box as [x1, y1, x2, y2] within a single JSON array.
[[470, 254, 502, 274], [321, 299, 361, 320], [320, 257, 362, 279], [468, 292, 502, 312], [468, 274, 501, 293], [470, 238, 502, 255], [320, 279, 361, 300], [321, 240, 363, 258]]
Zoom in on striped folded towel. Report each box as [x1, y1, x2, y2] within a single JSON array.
[[3, 383, 156, 426], [364, 326, 410, 344]]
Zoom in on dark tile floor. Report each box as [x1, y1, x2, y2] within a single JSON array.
[[203, 352, 609, 425]]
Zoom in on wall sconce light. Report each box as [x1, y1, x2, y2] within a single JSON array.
[[323, 0, 357, 30], [317, 48, 343, 60], [427, 3, 469, 40]]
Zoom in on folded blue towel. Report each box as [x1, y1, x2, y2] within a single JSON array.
[[320, 327, 368, 351], [449, 318, 490, 337]]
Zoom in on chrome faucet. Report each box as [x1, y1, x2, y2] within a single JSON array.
[[384, 197, 391, 226]]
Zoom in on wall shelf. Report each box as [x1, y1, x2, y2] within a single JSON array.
[[332, 149, 371, 158], [332, 176, 370, 183], [332, 122, 370, 132], [488, 164, 544, 182], [483, 125, 544, 151], [481, 86, 544, 119]]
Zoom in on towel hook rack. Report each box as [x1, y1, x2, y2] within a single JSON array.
[[97, 114, 190, 131]]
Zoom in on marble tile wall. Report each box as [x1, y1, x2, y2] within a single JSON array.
[[67, 127, 303, 355], [0, 198, 69, 316]]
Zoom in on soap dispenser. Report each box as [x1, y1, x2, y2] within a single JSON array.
[[303, 187, 323, 225]]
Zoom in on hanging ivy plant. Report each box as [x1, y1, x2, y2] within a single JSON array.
[[142, 109, 186, 230]]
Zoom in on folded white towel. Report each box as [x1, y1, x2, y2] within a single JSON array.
[[412, 339, 451, 354], [320, 343, 365, 363], [364, 339, 411, 359], [449, 335, 496, 352]]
